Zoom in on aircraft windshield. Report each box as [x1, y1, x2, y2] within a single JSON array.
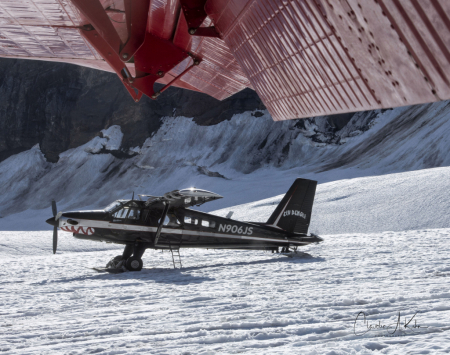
[[112, 202, 141, 220], [104, 201, 123, 212]]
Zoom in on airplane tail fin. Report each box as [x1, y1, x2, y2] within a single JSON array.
[[266, 178, 317, 234]]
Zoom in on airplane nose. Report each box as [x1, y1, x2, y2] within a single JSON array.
[[46, 217, 57, 226]]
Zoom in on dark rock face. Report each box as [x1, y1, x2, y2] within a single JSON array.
[[0, 58, 265, 163], [0, 58, 359, 164]]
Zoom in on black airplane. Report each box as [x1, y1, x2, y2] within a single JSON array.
[[46, 178, 322, 271]]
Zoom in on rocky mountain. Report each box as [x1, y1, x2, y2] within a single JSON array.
[[0, 58, 265, 163]]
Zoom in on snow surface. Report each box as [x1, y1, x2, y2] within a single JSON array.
[[1, 167, 450, 353], [1, 228, 449, 354]]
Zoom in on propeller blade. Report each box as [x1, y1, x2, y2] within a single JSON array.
[[52, 199, 57, 217], [53, 225, 58, 254]]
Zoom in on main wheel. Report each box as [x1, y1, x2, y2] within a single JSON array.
[[126, 256, 143, 271]]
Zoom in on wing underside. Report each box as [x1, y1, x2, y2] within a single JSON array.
[[1, 0, 449, 121]]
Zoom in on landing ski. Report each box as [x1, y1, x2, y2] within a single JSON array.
[[91, 267, 126, 274]]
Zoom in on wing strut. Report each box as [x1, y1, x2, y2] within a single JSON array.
[[180, 0, 221, 38], [71, 0, 201, 101], [154, 202, 170, 246]]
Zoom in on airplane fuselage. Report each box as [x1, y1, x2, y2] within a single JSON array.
[[58, 208, 319, 251]]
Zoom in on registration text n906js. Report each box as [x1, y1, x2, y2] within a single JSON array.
[[218, 224, 253, 235]]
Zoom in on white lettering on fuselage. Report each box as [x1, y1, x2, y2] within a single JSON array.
[[283, 210, 306, 219], [218, 224, 253, 235]]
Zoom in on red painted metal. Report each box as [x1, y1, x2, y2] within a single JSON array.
[[0, 0, 250, 103], [170, 7, 250, 100], [180, 0, 220, 37], [206, 0, 450, 120], [2, 0, 450, 120], [132, 31, 195, 98], [180, 0, 208, 29], [147, 0, 180, 40], [119, 0, 151, 62], [157, 61, 197, 96], [134, 32, 192, 77], [73, 0, 200, 100], [70, 0, 122, 52]]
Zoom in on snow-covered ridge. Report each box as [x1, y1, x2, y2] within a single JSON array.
[[1, 101, 450, 223], [84, 125, 123, 153]]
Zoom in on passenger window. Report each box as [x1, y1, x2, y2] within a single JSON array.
[[201, 220, 216, 228], [184, 217, 198, 225]]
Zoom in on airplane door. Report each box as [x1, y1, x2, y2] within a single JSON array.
[[125, 206, 142, 225]]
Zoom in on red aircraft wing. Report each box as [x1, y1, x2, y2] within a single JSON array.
[[0, 0, 449, 121]]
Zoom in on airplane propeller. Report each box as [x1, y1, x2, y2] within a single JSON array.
[[51, 200, 58, 254]]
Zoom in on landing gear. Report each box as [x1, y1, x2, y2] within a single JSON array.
[[106, 255, 125, 269], [126, 256, 143, 271], [280, 245, 298, 253], [105, 243, 147, 271]]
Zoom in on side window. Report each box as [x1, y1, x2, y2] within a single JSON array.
[[184, 217, 198, 225], [113, 208, 129, 219], [128, 208, 141, 220], [201, 220, 216, 228]]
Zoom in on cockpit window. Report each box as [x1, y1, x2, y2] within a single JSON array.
[[113, 208, 128, 219], [112, 207, 141, 220], [104, 201, 123, 212]]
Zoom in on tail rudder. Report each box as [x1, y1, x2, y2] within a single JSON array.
[[266, 178, 317, 234]]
